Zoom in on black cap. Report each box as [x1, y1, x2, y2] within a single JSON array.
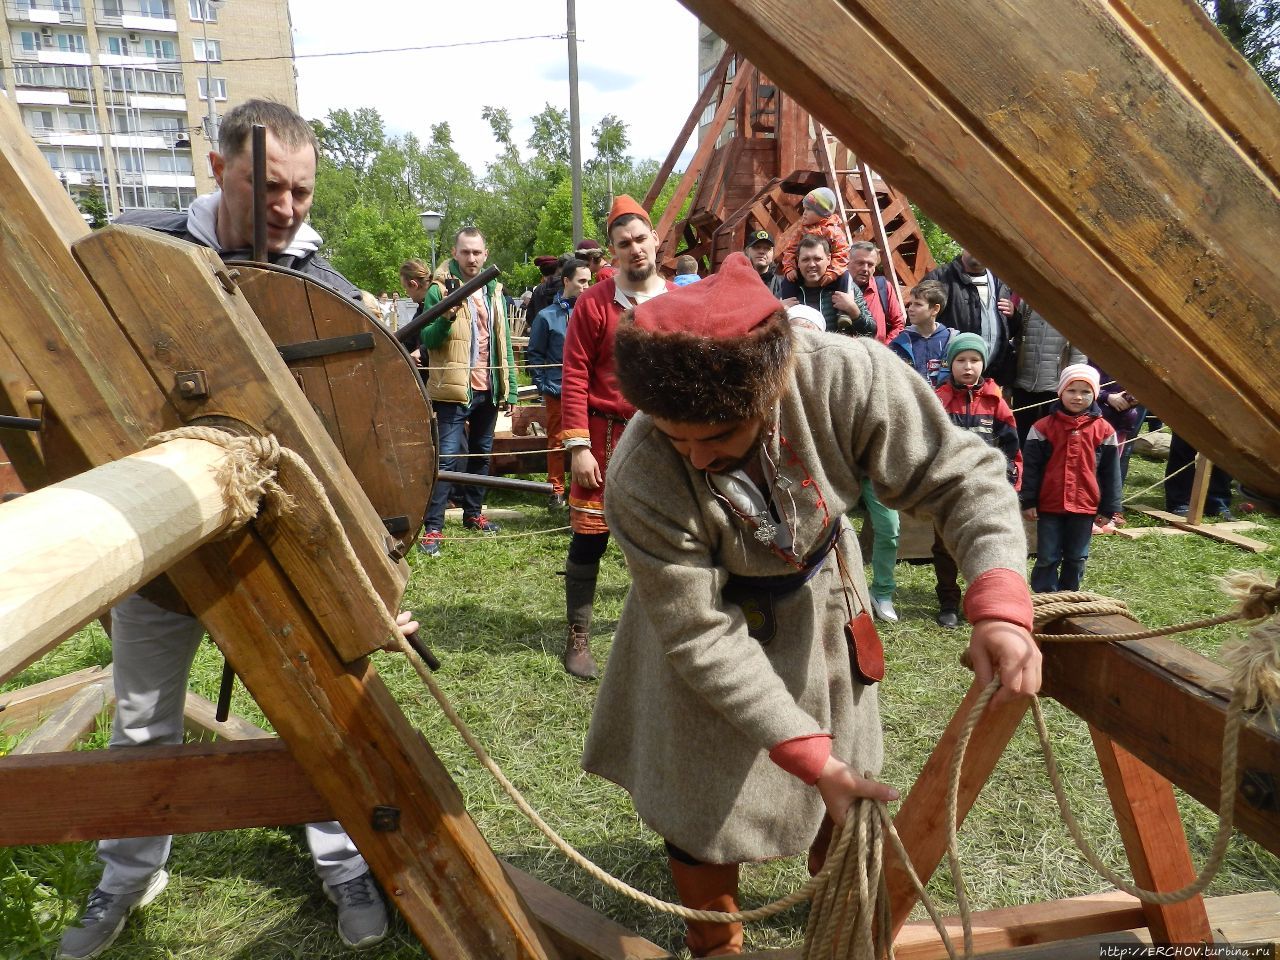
[[746, 229, 774, 247]]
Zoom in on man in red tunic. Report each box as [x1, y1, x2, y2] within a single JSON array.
[[558, 195, 677, 677]]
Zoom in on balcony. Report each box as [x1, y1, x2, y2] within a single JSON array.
[[94, 5, 177, 31], [6, 3, 87, 25]]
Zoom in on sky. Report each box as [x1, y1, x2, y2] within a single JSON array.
[[289, 1, 702, 176]]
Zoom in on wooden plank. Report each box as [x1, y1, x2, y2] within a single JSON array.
[[0, 438, 239, 683], [859, 160, 903, 303], [643, 46, 735, 212], [656, 61, 758, 263], [10, 681, 113, 755], [1131, 507, 1271, 552], [182, 690, 271, 742], [0, 338, 43, 489], [502, 863, 670, 960], [1186, 455, 1212, 526], [1089, 729, 1212, 942], [885, 679, 1031, 935], [894, 892, 1144, 960], [0, 739, 330, 844], [1112, 520, 1263, 540], [0, 665, 112, 736], [72, 229, 408, 663], [673, 0, 1280, 500], [1041, 622, 1280, 857]]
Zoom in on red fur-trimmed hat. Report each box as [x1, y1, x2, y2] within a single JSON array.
[[606, 194, 651, 233], [614, 252, 792, 423]]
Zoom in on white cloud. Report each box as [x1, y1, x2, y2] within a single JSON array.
[[290, 0, 701, 175]]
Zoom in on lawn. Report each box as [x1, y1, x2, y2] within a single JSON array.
[[2, 448, 1278, 959]]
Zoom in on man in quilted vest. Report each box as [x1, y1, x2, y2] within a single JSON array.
[[416, 227, 518, 556]]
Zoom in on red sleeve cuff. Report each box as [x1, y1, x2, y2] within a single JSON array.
[[963, 567, 1033, 631], [768, 734, 833, 784]]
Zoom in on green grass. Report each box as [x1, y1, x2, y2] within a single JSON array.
[[2, 453, 1279, 959]]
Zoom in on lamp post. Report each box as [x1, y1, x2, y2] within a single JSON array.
[[200, 0, 224, 144], [419, 209, 443, 273]]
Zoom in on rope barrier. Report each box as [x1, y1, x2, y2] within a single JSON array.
[[1121, 456, 1196, 505]]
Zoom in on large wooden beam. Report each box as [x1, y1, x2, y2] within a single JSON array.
[[0, 438, 239, 683], [675, 0, 1280, 498], [0, 665, 112, 736], [1042, 620, 1280, 857]]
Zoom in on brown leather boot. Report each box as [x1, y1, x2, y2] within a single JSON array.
[[562, 624, 598, 679], [667, 857, 743, 957]]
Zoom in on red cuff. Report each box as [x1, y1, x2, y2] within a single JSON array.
[[769, 734, 833, 784], [963, 567, 1033, 631]]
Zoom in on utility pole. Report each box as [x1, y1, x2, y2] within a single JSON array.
[[567, 0, 583, 243], [201, 1, 224, 145]]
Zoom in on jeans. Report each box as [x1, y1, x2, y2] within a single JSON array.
[[1164, 433, 1233, 515], [1030, 513, 1095, 593], [931, 529, 961, 610], [860, 477, 899, 601], [426, 390, 498, 532]]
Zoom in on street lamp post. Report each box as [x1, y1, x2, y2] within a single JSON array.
[[419, 210, 443, 273], [200, 1, 224, 144]]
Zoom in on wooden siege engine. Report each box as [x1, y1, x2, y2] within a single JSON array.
[[3, 0, 1280, 956]]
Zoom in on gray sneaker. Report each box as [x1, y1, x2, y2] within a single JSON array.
[[324, 872, 388, 950], [57, 870, 169, 959]]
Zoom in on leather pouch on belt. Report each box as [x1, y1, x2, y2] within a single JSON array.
[[845, 610, 884, 684]]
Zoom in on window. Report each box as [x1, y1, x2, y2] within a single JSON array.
[[72, 152, 102, 172], [142, 37, 176, 60], [106, 35, 128, 55], [29, 109, 55, 132], [197, 76, 226, 100], [193, 37, 221, 61], [188, 0, 218, 22], [101, 0, 123, 16], [55, 32, 87, 53], [15, 64, 90, 88], [138, 0, 172, 17], [65, 111, 96, 132], [19, 31, 39, 52]]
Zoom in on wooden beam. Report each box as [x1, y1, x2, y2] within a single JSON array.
[[885, 679, 1031, 935], [182, 690, 271, 742], [1042, 623, 1280, 857], [858, 161, 903, 304], [673, 0, 1280, 499], [0, 665, 111, 736], [1090, 728, 1212, 942], [0, 741, 665, 960], [642, 46, 735, 212], [655, 61, 757, 263], [10, 681, 113, 755], [1186, 455, 1213, 526], [1131, 507, 1271, 552], [0, 438, 240, 683]]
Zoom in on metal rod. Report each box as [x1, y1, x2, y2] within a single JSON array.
[[215, 659, 235, 723], [394, 265, 501, 347], [437, 470, 553, 496], [0, 415, 40, 431], [251, 124, 267, 263]]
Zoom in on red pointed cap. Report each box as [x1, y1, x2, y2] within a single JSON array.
[[631, 252, 783, 336], [606, 194, 651, 233]]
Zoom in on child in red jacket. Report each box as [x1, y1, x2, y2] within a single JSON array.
[[778, 186, 850, 285], [932, 332, 1022, 627], [1020, 364, 1122, 592]]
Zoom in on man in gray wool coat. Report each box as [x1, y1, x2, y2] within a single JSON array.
[[581, 252, 1041, 956]]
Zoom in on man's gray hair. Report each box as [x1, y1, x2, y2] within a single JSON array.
[[850, 240, 879, 257]]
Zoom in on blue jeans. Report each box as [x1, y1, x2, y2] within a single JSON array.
[[1030, 512, 1095, 593], [425, 390, 498, 532]]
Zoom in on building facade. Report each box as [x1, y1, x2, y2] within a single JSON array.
[[1, 0, 297, 219]]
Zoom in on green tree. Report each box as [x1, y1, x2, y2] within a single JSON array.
[[310, 107, 387, 177], [1198, 0, 1279, 97], [77, 191, 108, 229]]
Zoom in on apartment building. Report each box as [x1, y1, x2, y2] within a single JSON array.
[[0, 0, 297, 218]]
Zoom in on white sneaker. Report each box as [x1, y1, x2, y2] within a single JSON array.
[[869, 597, 899, 623]]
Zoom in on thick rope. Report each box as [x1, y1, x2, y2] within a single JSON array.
[[146, 426, 294, 531]]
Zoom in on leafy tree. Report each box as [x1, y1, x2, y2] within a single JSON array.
[[326, 204, 432, 295], [77, 191, 108, 229], [528, 103, 571, 173], [1198, 0, 1279, 97], [310, 107, 386, 178]]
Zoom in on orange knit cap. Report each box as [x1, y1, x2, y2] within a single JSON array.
[[606, 194, 651, 233]]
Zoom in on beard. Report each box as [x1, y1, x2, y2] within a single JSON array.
[[624, 259, 656, 284], [704, 421, 771, 475]]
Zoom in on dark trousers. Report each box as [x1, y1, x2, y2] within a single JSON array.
[[1012, 388, 1058, 447], [931, 530, 962, 611], [425, 390, 498, 532], [1030, 512, 1095, 593], [1164, 433, 1233, 515]]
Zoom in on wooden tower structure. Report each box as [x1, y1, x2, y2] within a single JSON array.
[[647, 42, 937, 292]]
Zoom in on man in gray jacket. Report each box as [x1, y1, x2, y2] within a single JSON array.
[[584, 253, 1040, 956], [57, 99, 386, 959]]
